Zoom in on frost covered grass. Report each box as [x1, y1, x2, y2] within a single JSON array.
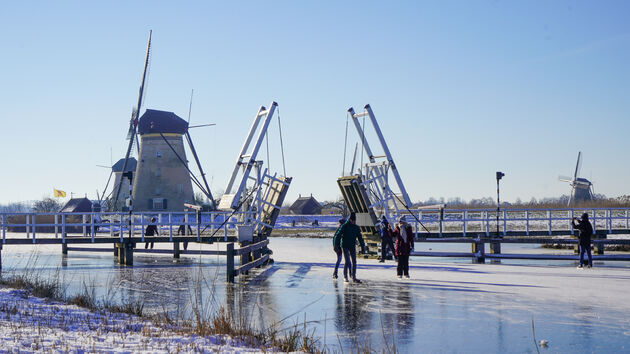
[[0, 257, 325, 353]]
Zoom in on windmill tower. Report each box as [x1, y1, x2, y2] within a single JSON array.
[[132, 109, 195, 211], [109, 158, 137, 210], [558, 151, 594, 206]]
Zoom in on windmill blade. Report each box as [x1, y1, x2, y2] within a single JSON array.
[[558, 175, 573, 182], [188, 123, 216, 129], [112, 30, 152, 209], [100, 170, 114, 202], [573, 151, 582, 180], [96, 164, 111, 169], [126, 107, 138, 139]]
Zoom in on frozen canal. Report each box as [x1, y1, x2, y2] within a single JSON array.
[[2, 236, 630, 352]]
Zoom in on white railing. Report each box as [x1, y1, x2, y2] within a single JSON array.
[[401, 207, 630, 237], [0, 211, 259, 244]]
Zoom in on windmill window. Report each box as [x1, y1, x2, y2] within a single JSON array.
[[156, 151, 162, 158], [177, 184, 183, 194], [152, 198, 166, 210], [156, 168, 161, 177], [155, 187, 161, 196]]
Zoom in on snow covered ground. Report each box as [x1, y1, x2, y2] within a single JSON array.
[[1, 236, 630, 352], [0, 287, 263, 353]]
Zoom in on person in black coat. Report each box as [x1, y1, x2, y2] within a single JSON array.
[[145, 217, 159, 249], [393, 217, 415, 278], [379, 216, 396, 263], [332, 218, 345, 279], [572, 213, 593, 268]]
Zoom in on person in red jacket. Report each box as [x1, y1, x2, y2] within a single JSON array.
[[393, 217, 414, 279]]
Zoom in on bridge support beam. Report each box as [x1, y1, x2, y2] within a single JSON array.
[[227, 243, 235, 283], [472, 239, 485, 263], [490, 241, 501, 254], [173, 242, 180, 259], [115, 243, 134, 266]]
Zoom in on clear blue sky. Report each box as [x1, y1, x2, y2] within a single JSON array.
[[1, 1, 629, 205]]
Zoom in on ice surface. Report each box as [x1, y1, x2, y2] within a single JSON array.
[[1, 236, 630, 352]]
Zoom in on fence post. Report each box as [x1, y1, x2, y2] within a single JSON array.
[[485, 211, 489, 236], [82, 214, 87, 237], [592, 209, 596, 233], [463, 211, 467, 237], [439, 210, 443, 238], [227, 243, 235, 283], [32, 214, 36, 244], [2, 214, 5, 244], [169, 213, 173, 242], [91, 213, 95, 243], [548, 210, 552, 236], [62, 214, 66, 243], [119, 213, 124, 242], [608, 209, 612, 233], [570, 209, 574, 235], [26, 214, 30, 239], [55, 214, 58, 238], [141, 214, 145, 243], [503, 210, 507, 236], [526, 210, 530, 236]]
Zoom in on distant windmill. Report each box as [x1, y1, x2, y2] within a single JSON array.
[[558, 151, 594, 206]]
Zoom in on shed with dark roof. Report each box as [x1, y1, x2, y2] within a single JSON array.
[[289, 195, 322, 215], [61, 197, 94, 213], [138, 109, 188, 135]]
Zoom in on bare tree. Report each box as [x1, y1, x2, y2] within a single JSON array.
[[32, 197, 62, 213]]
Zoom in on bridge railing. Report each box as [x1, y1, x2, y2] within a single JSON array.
[[402, 207, 630, 237], [0, 211, 259, 244]]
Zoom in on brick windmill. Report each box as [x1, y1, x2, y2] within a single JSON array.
[[110, 31, 215, 212]]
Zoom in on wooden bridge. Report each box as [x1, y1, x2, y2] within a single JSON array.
[[0, 210, 273, 282]]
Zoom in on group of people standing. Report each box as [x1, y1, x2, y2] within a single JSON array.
[[332, 212, 415, 283]]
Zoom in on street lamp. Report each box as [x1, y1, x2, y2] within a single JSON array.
[[496, 172, 505, 238]]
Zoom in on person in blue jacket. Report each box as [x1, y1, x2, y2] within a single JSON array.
[[333, 212, 366, 283]]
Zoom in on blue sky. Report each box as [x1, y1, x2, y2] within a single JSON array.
[[1, 1, 629, 205]]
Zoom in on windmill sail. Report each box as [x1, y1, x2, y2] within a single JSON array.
[[112, 30, 152, 210]]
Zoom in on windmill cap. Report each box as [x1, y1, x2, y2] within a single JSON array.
[[138, 109, 188, 135]]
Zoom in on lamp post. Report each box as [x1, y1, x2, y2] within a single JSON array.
[[496, 171, 505, 238]]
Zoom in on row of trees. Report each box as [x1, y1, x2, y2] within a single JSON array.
[[416, 194, 630, 209], [0, 198, 62, 213], [318, 194, 630, 213]]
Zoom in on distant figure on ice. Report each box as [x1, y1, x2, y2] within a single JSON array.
[[332, 218, 345, 279], [334, 212, 366, 283], [572, 213, 593, 268], [394, 217, 414, 279], [144, 217, 159, 249], [379, 215, 396, 263]]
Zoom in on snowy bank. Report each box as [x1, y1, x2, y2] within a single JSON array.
[[0, 287, 263, 353]]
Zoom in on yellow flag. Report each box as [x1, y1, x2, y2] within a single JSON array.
[[54, 189, 66, 198]]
